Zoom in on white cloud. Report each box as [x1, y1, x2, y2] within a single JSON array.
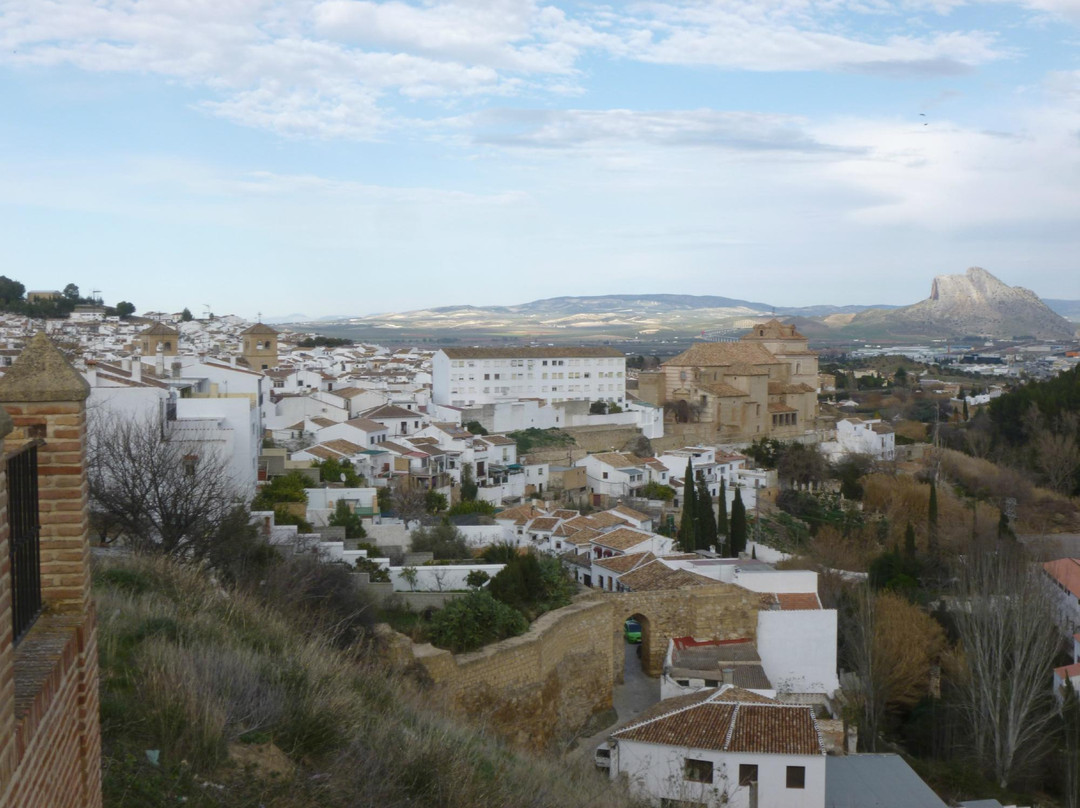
[[0, 0, 1020, 140]]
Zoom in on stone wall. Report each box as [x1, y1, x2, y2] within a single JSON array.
[[401, 582, 761, 753]]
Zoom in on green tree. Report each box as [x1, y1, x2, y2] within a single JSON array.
[[678, 458, 696, 551], [410, 522, 469, 560], [62, 283, 80, 300], [589, 400, 608, 415], [640, 480, 676, 501], [997, 508, 1015, 541], [729, 487, 747, 557], [894, 366, 908, 386], [717, 479, 729, 551], [328, 499, 366, 539], [927, 480, 939, 557], [0, 276, 25, 308], [424, 490, 448, 514], [465, 420, 488, 435], [460, 464, 478, 502], [251, 471, 309, 510], [312, 457, 363, 487], [180, 307, 194, 321], [465, 569, 490, 589], [115, 301, 136, 319], [448, 499, 496, 517], [904, 522, 916, 560], [695, 478, 716, 552], [376, 486, 393, 514], [428, 590, 528, 653]]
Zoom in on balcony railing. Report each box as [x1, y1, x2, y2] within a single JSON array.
[[8, 442, 42, 644]]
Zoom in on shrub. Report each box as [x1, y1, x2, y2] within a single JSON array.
[[410, 523, 470, 560], [328, 499, 366, 538], [427, 591, 528, 653], [447, 499, 495, 517], [251, 471, 309, 510]]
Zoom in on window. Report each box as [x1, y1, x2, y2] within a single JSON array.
[[684, 759, 713, 783], [738, 764, 758, 786], [786, 766, 805, 789]]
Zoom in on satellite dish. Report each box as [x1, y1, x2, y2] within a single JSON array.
[[340, 473, 347, 483]]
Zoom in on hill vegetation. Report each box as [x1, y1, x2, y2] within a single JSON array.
[[96, 552, 640, 808]]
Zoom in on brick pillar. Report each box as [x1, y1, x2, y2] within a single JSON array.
[[0, 406, 14, 797], [0, 332, 101, 808]]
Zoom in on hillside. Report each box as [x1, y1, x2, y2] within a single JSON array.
[[95, 554, 638, 808], [293, 274, 1075, 344], [842, 267, 1076, 340]]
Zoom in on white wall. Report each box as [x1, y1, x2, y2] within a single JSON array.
[[734, 568, 818, 594], [388, 563, 506, 592], [757, 609, 840, 696], [611, 741, 825, 808]]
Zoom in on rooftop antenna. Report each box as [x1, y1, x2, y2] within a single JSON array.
[[257, 310, 262, 323], [91, 289, 101, 306], [203, 303, 211, 320]]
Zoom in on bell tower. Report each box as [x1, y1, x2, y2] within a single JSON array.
[[240, 322, 279, 370]]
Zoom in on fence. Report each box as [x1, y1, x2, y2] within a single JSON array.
[[8, 442, 41, 644]]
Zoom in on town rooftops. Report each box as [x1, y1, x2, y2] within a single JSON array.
[[440, 346, 624, 359], [611, 686, 822, 755], [741, 319, 808, 341], [618, 561, 713, 592], [594, 551, 656, 574], [140, 322, 179, 336]]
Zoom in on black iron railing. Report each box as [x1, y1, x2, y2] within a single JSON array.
[[9, 443, 41, 644]]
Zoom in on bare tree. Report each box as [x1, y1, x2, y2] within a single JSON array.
[[842, 588, 946, 751], [391, 480, 427, 527], [952, 544, 1061, 788], [1032, 411, 1080, 495], [87, 410, 243, 558]]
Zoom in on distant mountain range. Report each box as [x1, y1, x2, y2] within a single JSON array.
[[283, 269, 1079, 342]]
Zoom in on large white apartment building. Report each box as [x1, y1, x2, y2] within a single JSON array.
[[432, 347, 627, 407]]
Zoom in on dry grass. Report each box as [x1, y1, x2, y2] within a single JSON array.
[[96, 555, 642, 808], [938, 449, 1080, 534]]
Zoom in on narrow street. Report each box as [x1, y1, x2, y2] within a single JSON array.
[[567, 640, 660, 763]]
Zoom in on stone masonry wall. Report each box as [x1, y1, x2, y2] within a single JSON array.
[[406, 582, 761, 753]]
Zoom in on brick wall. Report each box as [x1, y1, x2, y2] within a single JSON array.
[[0, 333, 102, 808], [405, 582, 760, 753]]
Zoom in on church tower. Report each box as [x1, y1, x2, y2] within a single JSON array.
[[138, 322, 179, 357], [240, 322, 279, 370]]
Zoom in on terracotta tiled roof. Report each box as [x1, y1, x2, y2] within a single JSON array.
[[440, 346, 623, 359], [527, 517, 560, 532], [613, 689, 821, 755], [589, 451, 645, 469], [240, 322, 278, 335], [362, 404, 419, 420], [496, 504, 544, 526], [776, 593, 821, 611], [480, 435, 517, 446], [594, 551, 655, 573], [310, 417, 337, 428], [665, 342, 780, 369], [610, 504, 651, 522], [618, 562, 713, 592], [1046, 558, 1080, 599], [551, 509, 579, 519], [592, 527, 654, 551], [321, 439, 365, 455], [589, 511, 631, 529], [343, 417, 387, 432], [767, 403, 798, 413], [739, 319, 807, 341]]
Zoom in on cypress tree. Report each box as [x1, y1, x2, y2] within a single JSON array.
[[998, 508, 1015, 541], [678, 457, 696, 551], [717, 479, 729, 537], [928, 480, 939, 556], [730, 487, 747, 557], [695, 478, 717, 551], [904, 522, 916, 559]]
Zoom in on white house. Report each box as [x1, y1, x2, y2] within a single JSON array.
[[821, 418, 896, 460], [602, 687, 826, 808], [432, 346, 627, 407]]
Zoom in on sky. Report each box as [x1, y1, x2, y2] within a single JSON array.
[[3, 0, 1080, 320]]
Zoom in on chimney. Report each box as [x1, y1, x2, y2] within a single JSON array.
[[121, 357, 131, 373], [722, 668, 735, 686], [230, 356, 237, 368], [171, 360, 182, 379], [156, 343, 165, 376], [86, 359, 97, 386], [131, 358, 142, 383]]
